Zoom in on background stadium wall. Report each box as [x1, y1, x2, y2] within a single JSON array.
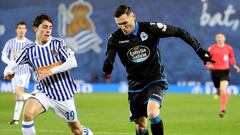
[[0, 0, 239, 84]]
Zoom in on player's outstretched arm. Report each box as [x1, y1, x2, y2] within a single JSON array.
[[38, 56, 77, 80], [150, 23, 201, 51], [228, 46, 240, 72], [102, 36, 117, 82], [1, 53, 11, 65], [51, 55, 77, 74], [164, 25, 215, 64], [157, 24, 215, 65]]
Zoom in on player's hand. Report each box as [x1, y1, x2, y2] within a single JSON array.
[[3, 72, 15, 80], [236, 68, 240, 73], [206, 64, 214, 70], [38, 69, 53, 80], [196, 48, 215, 65], [103, 73, 111, 83], [233, 65, 240, 73]]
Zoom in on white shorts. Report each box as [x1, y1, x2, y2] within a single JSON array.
[[32, 92, 79, 122], [12, 74, 30, 90]]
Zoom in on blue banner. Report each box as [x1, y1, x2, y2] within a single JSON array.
[[0, 0, 239, 84], [0, 81, 239, 95]]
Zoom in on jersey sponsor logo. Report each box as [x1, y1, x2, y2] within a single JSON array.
[[127, 45, 150, 63], [36, 61, 62, 74], [140, 32, 148, 41], [157, 23, 167, 32], [119, 40, 129, 43]]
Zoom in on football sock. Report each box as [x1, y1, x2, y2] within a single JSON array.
[[13, 100, 24, 121], [221, 92, 229, 112], [22, 121, 36, 135], [150, 115, 164, 135]]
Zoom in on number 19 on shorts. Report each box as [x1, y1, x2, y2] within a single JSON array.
[[65, 111, 75, 120]]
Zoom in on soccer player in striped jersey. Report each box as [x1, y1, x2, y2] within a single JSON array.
[[4, 14, 86, 135], [1, 21, 32, 125], [206, 33, 240, 117]]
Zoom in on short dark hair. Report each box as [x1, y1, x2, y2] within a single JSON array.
[[33, 13, 53, 27], [114, 5, 133, 18], [16, 21, 27, 29]]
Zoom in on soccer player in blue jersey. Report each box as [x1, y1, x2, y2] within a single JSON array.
[[4, 14, 86, 135], [1, 21, 32, 125]]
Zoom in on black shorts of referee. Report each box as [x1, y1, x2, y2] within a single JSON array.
[[211, 69, 230, 88]]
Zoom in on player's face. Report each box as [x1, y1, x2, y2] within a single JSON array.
[[115, 13, 136, 35], [34, 20, 52, 45], [216, 34, 226, 46], [16, 25, 27, 39]]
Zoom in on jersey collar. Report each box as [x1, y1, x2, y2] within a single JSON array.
[[35, 36, 52, 48], [131, 21, 139, 36]]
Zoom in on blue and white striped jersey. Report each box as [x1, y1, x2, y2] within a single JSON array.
[[2, 37, 32, 75], [15, 37, 78, 101]]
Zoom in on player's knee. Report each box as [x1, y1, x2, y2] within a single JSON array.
[[23, 110, 34, 121], [15, 89, 24, 100], [16, 94, 24, 100], [136, 124, 147, 132], [135, 119, 147, 131], [148, 110, 159, 119]]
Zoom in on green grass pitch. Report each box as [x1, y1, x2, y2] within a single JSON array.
[[0, 93, 239, 135]]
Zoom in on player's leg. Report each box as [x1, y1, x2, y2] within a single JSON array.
[[9, 87, 25, 125], [147, 100, 163, 135], [147, 85, 165, 135], [219, 80, 229, 117], [128, 90, 149, 135], [22, 93, 47, 135], [52, 98, 83, 134], [9, 74, 31, 125], [216, 88, 221, 96], [135, 117, 149, 135], [211, 70, 220, 99], [21, 74, 32, 100], [213, 88, 221, 99], [213, 88, 220, 99], [68, 121, 83, 135]]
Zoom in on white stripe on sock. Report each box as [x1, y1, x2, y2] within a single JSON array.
[[22, 121, 36, 135]]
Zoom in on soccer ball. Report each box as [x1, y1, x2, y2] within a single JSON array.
[[82, 126, 94, 135]]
